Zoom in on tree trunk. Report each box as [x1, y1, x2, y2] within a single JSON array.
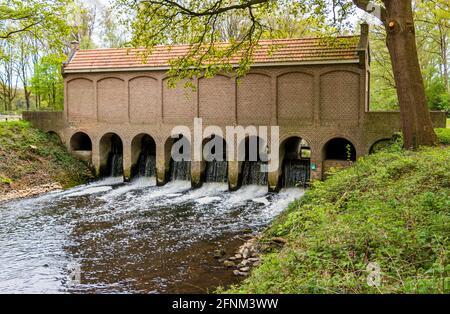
[[383, 0, 437, 148]]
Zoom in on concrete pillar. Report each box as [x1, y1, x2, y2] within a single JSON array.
[[310, 147, 323, 181], [268, 170, 280, 192], [92, 140, 101, 176], [156, 143, 169, 186], [228, 161, 240, 191], [122, 142, 132, 182], [191, 161, 203, 188]]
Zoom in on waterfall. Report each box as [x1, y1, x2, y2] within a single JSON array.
[[171, 160, 191, 181], [137, 151, 156, 178], [282, 159, 310, 188], [109, 153, 123, 177], [204, 160, 228, 183], [107, 137, 123, 177], [241, 161, 268, 186]]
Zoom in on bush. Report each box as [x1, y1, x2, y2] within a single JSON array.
[[225, 146, 450, 294], [436, 128, 450, 145]]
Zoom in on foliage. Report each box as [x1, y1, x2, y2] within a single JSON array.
[[116, 0, 361, 85], [435, 128, 450, 145], [224, 145, 450, 294], [30, 53, 65, 110], [0, 120, 93, 191], [370, 0, 449, 112]]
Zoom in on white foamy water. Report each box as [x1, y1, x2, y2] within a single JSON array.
[[0, 178, 305, 294], [98, 177, 156, 200]]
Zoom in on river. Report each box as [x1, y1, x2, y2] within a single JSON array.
[[0, 178, 303, 293]]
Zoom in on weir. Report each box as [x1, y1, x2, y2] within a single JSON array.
[[241, 162, 268, 186], [204, 160, 228, 183], [21, 24, 448, 187], [106, 134, 123, 177], [135, 136, 157, 177]]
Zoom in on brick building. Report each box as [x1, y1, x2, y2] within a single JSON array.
[[23, 25, 446, 190]]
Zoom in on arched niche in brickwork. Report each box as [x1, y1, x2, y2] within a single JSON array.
[[237, 73, 272, 125], [369, 138, 394, 154], [70, 132, 92, 151], [162, 78, 195, 124], [323, 137, 356, 161], [99, 132, 124, 177], [97, 77, 127, 123], [199, 75, 235, 124], [131, 133, 157, 178], [164, 134, 192, 181], [277, 72, 314, 124], [201, 134, 228, 183], [67, 78, 96, 122], [279, 136, 311, 188], [70, 131, 93, 163], [319, 70, 360, 125], [129, 76, 159, 124], [237, 135, 268, 187]]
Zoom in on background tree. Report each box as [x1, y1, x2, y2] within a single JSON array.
[[117, 0, 443, 148]]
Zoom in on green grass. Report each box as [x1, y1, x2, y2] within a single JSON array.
[[446, 118, 450, 128], [436, 128, 450, 144], [0, 120, 93, 191], [223, 143, 450, 294]]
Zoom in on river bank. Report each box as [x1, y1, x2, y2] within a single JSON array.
[[0, 121, 94, 200], [224, 138, 450, 294]]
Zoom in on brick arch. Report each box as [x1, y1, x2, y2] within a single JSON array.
[[131, 133, 157, 177], [321, 136, 357, 161], [277, 71, 314, 123], [66, 77, 94, 84], [319, 70, 360, 125], [67, 78, 96, 122], [128, 76, 159, 124], [237, 73, 272, 125], [199, 74, 235, 124], [162, 77, 195, 123], [70, 131, 92, 151], [99, 132, 124, 177], [369, 137, 394, 154], [97, 77, 127, 123]]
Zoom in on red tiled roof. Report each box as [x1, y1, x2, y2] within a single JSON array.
[[63, 36, 361, 72]]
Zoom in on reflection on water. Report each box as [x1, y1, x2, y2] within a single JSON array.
[[0, 178, 304, 293]]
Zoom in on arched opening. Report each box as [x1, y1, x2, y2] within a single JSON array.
[[99, 133, 123, 177], [239, 136, 268, 186], [369, 138, 392, 154], [324, 138, 356, 161], [70, 132, 92, 151], [202, 135, 228, 183], [48, 131, 62, 144], [70, 132, 92, 162], [165, 134, 191, 181], [131, 134, 156, 178], [280, 137, 311, 188]]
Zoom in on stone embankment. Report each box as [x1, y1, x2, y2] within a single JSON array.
[[0, 182, 62, 203], [215, 235, 287, 277]]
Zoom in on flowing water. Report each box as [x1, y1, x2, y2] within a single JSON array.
[[241, 161, 268, 186], [204, 161, 228, 183], [282, 160, 310, 188], [0, 177, 304, 294]]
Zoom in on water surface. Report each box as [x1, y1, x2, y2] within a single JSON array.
[[0, 178, 303, 293]]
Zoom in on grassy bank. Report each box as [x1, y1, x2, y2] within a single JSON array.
[[0, 121, 94, 194], [225, 132, 450, 294]]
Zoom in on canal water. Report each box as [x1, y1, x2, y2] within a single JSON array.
[[0, 178, 303, 293]]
